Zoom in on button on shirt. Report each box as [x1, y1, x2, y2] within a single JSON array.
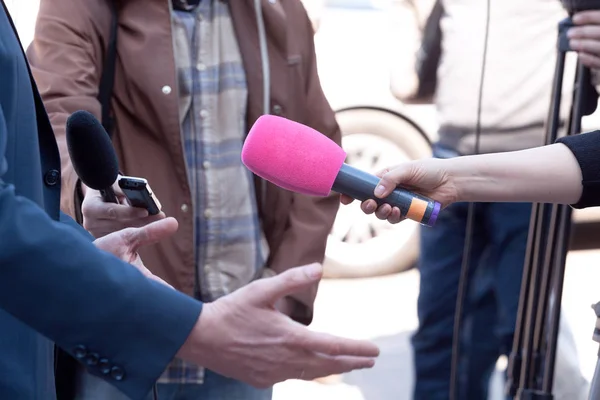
[[160, 1, 269, 384]]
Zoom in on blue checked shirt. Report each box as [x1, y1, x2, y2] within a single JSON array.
[[159, 0, 269, 384]]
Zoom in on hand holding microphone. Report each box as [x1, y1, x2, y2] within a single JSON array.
[[341, 159, 458, 224], [241, 115, 442, 227], [568, 9, 600, 69], [66, 110, 165, 238]]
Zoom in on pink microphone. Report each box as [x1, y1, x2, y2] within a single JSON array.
[[241, 115, 441, 227]]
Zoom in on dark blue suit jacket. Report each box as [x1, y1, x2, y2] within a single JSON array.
[[0, 3, 203, 399]]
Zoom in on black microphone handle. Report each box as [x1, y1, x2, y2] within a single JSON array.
[[100, 187, 119, 204], [332, 163, 441, 227]]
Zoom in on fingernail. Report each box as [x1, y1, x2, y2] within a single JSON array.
[[360, 359, 375, 369], [305, 263, 322, 279], [365, 202, 375, 213], [374, 185, 385, 197]]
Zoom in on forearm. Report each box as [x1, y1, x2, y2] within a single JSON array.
[[446, 143, 583, 204]]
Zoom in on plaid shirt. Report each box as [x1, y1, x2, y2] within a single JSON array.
[[159, 0, 268, 384]]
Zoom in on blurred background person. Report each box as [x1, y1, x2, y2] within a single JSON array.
[[27, 0, 341, 399], [391, 0, 591, 398]]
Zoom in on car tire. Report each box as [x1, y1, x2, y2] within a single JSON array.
[[323, 107, 432, 279]]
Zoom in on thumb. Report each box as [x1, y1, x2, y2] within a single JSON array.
[[112, 182, 129, 206], [122, 217, 179, 252], [373, 164, 413, 198], [253, 263, 323, 306]]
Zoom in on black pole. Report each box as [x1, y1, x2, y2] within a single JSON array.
[[509, 14, 597, 398], [510, 17, 578, 400], [541, 59, 589, 393]]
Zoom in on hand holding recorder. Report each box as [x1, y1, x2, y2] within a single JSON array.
[[80, 181, 165, 238], [66, 110, 165, 238]]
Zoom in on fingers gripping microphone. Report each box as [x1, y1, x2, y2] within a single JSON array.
[[561, 0, 600, 12], [66, 110, 119, 203], [241, 115, 441, 227]]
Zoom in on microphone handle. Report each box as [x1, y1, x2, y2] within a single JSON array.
[[332, 163, 441, 227], [100, 187, 119, 204]]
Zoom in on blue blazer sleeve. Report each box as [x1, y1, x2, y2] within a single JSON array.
[[59, 210, 95, 240], [0, 108, 203, 399]]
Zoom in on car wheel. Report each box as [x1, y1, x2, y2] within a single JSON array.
[[323, 107, 432, 279]]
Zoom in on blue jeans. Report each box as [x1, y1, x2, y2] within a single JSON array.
[[73, 367, 273, 400], [412, 148, 532, 399]]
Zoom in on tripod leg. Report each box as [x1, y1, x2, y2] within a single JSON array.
[[588, 304, 600, 400], [541, 60, 588, 393], [510, 17, 572, 399], [518, 204, 552, 394], [507, 204, 544, 396], [589, 358, 600, 400], [531, 204, 562, 389], [541, 205, 572, 393]]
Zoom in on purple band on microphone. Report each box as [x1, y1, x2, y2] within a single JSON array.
[[427, 201, 442, 227]]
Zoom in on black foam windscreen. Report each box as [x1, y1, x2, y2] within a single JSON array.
[[561, 0, 600, 12], [66, 110, 119, 190]]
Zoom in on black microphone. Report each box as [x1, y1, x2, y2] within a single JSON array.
[[66, 110, 119, 203]]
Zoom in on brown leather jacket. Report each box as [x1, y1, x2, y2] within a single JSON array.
[[27, 0, 341, 324]]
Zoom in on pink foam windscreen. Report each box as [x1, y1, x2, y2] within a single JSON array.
[[241, 115, 347, 196]]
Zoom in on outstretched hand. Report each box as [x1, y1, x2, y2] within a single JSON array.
[[340, 159, 458, 224], [178, 263, 380, 388]]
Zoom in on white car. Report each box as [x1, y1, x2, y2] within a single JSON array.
[[307, 0, 600, 279]]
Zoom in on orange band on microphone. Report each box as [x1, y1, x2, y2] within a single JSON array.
[[406, 197, 428, 222]]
